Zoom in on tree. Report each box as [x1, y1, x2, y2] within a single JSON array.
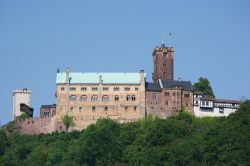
[[193, 77, 215, 98], [16, 112, 30, 121], [62, 114, 75, 132]]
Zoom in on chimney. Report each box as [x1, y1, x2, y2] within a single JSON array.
[[66, 67, 70, 83], [140, 70, 145, 84]]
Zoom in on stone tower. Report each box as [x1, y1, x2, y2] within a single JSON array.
[[152, 43, 174, 82], [12, 88, 31, 120]]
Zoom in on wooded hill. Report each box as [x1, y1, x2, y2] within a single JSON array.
[[0, 101, 250, 166]]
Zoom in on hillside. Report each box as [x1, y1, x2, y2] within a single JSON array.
[[0, 101, 250, 166]]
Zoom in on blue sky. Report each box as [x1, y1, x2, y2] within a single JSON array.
[[0, 0, 249, 125]]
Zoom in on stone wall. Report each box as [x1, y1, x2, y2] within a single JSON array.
[[17, 117, 66, 135]]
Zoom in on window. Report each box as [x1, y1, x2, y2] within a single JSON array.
[[177, 92, 180, 96], [219, 107, 224, 114], [92, 87, 98, 91], [91, 95, 98, 102], [202, 101, 205, 105], [102, 95, 109, 102], [195, 101, 198, 104], [81, 87, 87, 91], [79, 107, 82, 112], [80, 95, 87, 102], [184, 94, 190, 98], [126, 95, 130, 101], [124, 87, 130, 91], [70, 87, 76, 91], [104, 106, 108, 111], [163, 63, 166, 67], [114, 87, 120, 91], [163, 53, 167, 58], [61, 87, 65, 91], [152, 93, 157, 100], [115, 95, 119, 101], [165, 101, 169, 106], [134, 106, 137, 111], [125, 106, 128, 111], [206, 101, 209, 106], [103, 87, 109, 91], [92, 106, 96, 111], [164, 92, 170, 96], [70, 107, 74, 112], [70, 95, 76, 101], [135, 87, 139, 91], [132, 95, 136, 101], [173, 92, 176, 96], [186, 103, 189, 107], [164, 72, 167, 76]]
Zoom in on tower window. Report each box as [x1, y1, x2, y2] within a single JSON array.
[[152, 93, 157, 100], [163, 53, 167, 58]]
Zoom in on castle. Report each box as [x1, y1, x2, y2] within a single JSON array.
[[15, 43, 242, 134]]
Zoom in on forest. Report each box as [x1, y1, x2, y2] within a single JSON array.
[[0, 101, 249, 166]]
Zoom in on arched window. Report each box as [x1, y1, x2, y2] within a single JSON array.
[[80, 95, 87, 102], [91, 95, 98, 102], [131, 95, 136, 101], [79, 107, 83, 112], [70, 107, 74, 112], [102, 95, 109, 102], [69, 95, 76, 101], [126, 95, 130, 101]]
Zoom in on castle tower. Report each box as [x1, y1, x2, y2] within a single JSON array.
[[152, 43, 174, 82], [12, 88, 31, 120]]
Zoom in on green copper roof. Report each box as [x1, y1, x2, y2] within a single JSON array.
[[56, 72, 145, 84]]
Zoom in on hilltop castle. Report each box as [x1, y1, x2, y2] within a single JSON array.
[[16, 43, 242, 134]]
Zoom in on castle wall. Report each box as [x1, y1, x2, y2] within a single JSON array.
[[17, 117, 65, 135]]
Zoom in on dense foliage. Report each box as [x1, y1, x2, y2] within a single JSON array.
[[193, 77, 215, 98], [15, 113, 30, 121], [0, 101, 249, 166]]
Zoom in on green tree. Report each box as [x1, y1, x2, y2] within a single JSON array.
[[193, 77, 215, 98], [16, 112, 30, 121], [62, 114, 75, 132]]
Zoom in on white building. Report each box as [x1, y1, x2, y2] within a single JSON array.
[[12, 88, 31, 120], [193, 92, 241, 117]]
